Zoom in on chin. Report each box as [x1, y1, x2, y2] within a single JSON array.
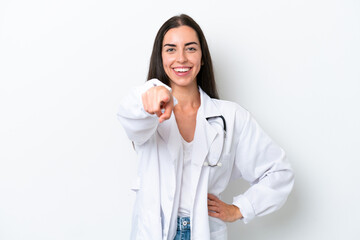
[[170, 78, 196, 87]]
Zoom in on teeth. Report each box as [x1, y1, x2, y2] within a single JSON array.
[[174, 68, 190, 73]]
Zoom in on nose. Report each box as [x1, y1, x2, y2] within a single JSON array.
[[176, 49, 187, 63]]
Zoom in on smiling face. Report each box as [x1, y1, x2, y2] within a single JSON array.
[[162, 25, 202, 89]]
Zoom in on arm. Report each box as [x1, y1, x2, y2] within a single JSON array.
[[117, 79, 175, 145], [231, 111, 295, 223]]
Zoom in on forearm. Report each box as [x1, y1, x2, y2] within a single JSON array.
[[117, 79, 173, 145], [233, 166, 294, 223]]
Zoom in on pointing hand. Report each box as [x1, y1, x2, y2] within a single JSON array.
[[142, 86, 174, 123]]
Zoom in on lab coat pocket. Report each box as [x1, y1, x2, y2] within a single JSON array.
[[208, 153, 232, 189], [141, 211, 162, 239]]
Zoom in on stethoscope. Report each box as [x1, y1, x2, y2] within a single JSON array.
[[204, 115, 227, 167]]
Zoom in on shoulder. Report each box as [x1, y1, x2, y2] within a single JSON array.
[[199, 88, 250, 125]]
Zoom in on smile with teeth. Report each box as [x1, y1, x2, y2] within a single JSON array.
[[173, 67, 191, 73]]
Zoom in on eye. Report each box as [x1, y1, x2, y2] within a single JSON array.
[[165, 48, 175, 52], [187, 47, 196, 52]]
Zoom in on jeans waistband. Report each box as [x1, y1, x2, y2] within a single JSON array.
[[177, 217, 190, 231]]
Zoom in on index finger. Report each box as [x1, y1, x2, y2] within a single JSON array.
[[207, 194, 219, 201], [159, 99, 173, 123]]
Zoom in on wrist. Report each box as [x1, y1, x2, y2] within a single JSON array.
[[232, 205, 243, 220]]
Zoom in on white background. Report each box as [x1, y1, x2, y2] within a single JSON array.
[[1, 0, 359, 239]]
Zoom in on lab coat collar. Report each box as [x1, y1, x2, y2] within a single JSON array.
[[198, 87, 222, 119]]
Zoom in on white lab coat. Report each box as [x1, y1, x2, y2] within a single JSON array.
[[117, 79, 294, 240]]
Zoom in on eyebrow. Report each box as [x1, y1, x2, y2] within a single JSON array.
[[185, 42, 198, 46], [163, 42, 199, 47]]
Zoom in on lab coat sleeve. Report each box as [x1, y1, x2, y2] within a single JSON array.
[[231, 111, 294, 224], [117, 78, 174, 145]]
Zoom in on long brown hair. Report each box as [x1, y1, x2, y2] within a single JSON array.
[[147, 14, 219, 99]]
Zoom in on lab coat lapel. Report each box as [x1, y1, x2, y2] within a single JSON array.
[[192, 88, 221, 167], [190, 88, 222, 238]]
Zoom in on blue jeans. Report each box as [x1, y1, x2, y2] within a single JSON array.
[[173, 217, 191, 240]]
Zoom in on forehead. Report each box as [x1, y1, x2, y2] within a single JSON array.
[[163, 25, 200, 45]]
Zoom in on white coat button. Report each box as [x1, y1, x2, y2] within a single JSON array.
[[217, 162, 222, 167], [203, 162, 209, 166]]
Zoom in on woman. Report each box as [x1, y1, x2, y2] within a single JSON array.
[[118, 14, 294, 240]]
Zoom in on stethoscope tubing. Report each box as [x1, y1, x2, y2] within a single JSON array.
[[205, 115, 226, 167], [206, 115, 226, 135]]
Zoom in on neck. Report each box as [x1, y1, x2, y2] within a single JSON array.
[[171, 83, 201, 110]]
